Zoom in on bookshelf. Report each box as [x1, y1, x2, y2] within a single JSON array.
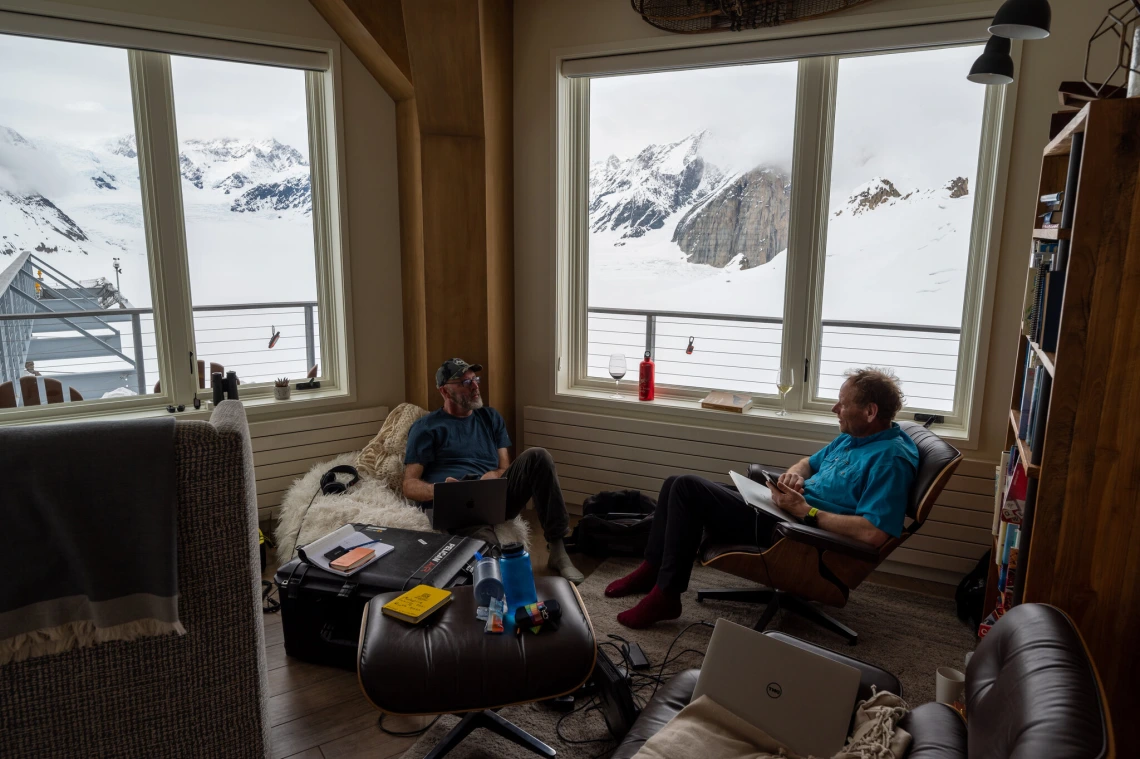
[[985, 98, 1140, 750]]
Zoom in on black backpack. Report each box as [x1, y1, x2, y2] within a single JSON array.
[[566, 490, 655, 557], [955, 549, 991, 629]]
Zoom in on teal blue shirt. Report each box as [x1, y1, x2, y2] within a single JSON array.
[[803, 423, 919, 538]]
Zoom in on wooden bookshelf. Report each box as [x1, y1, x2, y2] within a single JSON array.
[[991, 99, 1140, 750], [1007, 410, 1041, 478]]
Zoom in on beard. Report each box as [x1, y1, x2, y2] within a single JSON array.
[[447, 388, 483, 411]]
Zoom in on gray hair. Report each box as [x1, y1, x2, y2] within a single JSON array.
[[844, 367, 905, 422]]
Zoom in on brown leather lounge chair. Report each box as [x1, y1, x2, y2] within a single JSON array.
[[696, 421, 961, 644]]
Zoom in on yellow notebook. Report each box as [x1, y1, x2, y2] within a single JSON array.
[[381, 585, 453, 624]]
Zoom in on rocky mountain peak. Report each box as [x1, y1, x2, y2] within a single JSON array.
[[842, 177, 905, 216], [945, 176, 969, 198], [0, 125, 31, 148], [108, 134, 137, 159], [673, 166, 791, 270]]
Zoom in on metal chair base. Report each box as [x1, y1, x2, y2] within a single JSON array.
[[421, 709, 556, 758], [696, 587, 858, 646]]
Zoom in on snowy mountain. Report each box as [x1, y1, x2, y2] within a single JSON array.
[[589, 132, 725, 239], [0, 125, 313, 264]]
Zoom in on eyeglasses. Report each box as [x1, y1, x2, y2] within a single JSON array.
[[445, 376, 481, 388]]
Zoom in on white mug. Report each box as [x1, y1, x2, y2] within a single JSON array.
[[936, 667, 966, 704]]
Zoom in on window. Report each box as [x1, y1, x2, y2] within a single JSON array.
[[0, 16, 343, 417], [560, 28, 1007, 432]]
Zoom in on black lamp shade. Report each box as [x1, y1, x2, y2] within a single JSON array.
[[989, 0, 1051, 40], [968, 36, 1015, 85]]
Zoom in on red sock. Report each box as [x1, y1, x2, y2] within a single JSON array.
[[617, 585, 682, 629], [605, 560, 659, 598]]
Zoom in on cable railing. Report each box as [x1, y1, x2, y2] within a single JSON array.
[[587, 306, 960, 411], [0, 301, 320, 405]]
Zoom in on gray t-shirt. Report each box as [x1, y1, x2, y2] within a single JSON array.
[[403, 407, 512, 484]]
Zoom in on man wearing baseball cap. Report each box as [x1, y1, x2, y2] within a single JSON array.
[[402, 358, 584, 584]]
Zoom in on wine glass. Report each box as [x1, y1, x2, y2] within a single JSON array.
[[776, 367, 794, 416], [607, 353, 627, 399]]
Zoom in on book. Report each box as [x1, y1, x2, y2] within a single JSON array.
[[297, 524, 394, 576], [381, 584, 453, 624], [1018, 358, 1036, 440], [329, 545, 375, 571], [700, 390, 753, 413], [992, 450, 1010, 535]]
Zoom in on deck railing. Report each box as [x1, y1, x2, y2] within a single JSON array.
[[587, 306, 960, 411]]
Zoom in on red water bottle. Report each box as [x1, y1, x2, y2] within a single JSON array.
[[638, 351, 655, 401]]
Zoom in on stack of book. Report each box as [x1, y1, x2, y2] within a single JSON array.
[[982, 445, 1025, 638], [1023, 241, 1059, 347], [1016, 349, 1052, 458]]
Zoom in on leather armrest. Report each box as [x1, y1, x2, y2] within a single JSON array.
[[746, 463, 784, 483], [774, 521, 879, 562], [897, 702, 967, 759], [609, 669, 699, 759]]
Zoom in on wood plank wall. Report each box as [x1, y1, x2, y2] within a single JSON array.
[[251, 406, 388, 522], [523, 406, 994, 583]]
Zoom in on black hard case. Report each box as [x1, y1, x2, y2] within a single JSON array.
[[273, 524, 485, 669]]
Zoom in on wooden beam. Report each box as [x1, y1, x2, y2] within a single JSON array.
[[479, 0, 516, 441], [402, 0, 486, 137], [309, 0, 413, 101], [396, 99, 428, 408]]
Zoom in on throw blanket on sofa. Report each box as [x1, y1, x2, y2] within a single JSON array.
[[635, 691, 911, 759], [0, 417, 184, 664]]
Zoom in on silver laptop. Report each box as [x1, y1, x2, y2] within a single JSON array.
[[693, 618, 861, 757], [729, 470, 793, 523], [431, 478, 509, 531]]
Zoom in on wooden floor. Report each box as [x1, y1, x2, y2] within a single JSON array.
[[261, 510, 950, 758]]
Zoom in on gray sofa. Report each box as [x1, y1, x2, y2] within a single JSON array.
[[0, 401, 270, 758]]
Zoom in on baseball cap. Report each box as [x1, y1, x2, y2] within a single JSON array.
[[435, 358, 483, 387]]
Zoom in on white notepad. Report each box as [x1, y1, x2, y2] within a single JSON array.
[[299, 524, 394, 576]]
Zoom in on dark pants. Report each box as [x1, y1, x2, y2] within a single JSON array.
[[449, 447, 571, 547], [646, 474, 780, 593]]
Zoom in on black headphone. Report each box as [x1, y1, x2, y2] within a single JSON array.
[[320, 465, 360, 495], [290, 465, 361, 559]]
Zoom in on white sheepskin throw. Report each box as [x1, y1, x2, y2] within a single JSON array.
[[274, 452, 530, 562]]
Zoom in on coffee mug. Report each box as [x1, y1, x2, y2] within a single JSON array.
[[936, 666, 966, 705]]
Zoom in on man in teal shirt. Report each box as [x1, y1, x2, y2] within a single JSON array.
[[607, 367, 919, 628]]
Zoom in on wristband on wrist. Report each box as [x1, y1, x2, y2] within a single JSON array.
[[804, 507, 819, 528]]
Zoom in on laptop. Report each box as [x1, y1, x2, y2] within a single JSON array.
[[729, 470, 793, 523], [693, 618, 861, 757], [430, 478, 509, 531]]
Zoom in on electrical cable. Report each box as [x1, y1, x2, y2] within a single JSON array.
[[378, 712, 440, 737]]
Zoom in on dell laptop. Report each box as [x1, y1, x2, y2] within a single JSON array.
[[430, 478, 509, 531], [693, 618, 861, 757]]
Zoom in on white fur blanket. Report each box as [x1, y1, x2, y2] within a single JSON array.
[[274, 453, 530, 561]]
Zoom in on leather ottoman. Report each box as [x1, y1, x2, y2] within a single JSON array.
[[358, 576, 597, 758]]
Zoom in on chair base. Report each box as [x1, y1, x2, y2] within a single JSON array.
[[696, 587, 858, 646], [421, 709, 556, 759]]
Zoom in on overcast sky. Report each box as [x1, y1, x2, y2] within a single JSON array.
[[590, 44, 985, 202], [0, 32, 310, 155]]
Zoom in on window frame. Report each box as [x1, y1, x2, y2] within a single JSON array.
[[554, 20, 1018, 445], [0, 7, 354, 424]]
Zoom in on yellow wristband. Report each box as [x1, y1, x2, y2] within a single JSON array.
[[807, 507, 819, 518]]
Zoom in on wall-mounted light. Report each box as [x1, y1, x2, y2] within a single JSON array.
[[989, 0, 1052, 40], [968, 36, 1016, 85]]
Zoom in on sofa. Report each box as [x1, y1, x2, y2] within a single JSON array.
[[0, 401, 271, 758], [612, 603, 1113, 759]]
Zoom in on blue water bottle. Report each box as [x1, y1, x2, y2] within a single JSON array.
[[499, 542, 538, 631]]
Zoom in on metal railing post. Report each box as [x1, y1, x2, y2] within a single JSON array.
[[131, 312, 147, 395], [303, 304, 316, 372], [645, 314, 656, 357]]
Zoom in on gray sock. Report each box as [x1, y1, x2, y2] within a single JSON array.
[[547, 539, 584, 585]]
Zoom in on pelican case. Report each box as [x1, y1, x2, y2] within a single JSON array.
[[274, 524, 485, 669]]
